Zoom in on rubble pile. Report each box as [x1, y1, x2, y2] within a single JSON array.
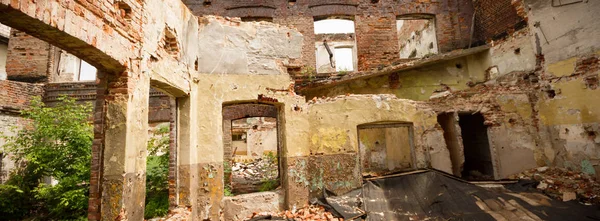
[[511, 167, 600, 205], [232, 157, 279, 182], [147, 207, 191, 221], [246, 205, 343, 221]]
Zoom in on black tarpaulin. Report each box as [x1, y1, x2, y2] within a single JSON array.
[[325, 170, 600, 221]]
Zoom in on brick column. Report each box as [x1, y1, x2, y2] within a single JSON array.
[[97, 66, 150, 221], [88, 71, 108, 221], [168, 97, 178, 209]]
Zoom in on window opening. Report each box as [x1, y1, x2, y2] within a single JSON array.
[[314, 18, 356, 73], [397, 15, 438, 59]]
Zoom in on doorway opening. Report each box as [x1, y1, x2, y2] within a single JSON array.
[[458, 113, 494, 180], [222, 104, 280, 196]]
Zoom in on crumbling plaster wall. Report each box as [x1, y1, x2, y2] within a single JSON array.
[[525, 0, 600, 175], [301, 31, 543, 179], [303, 50, 490, 101], [306, 95, 448, 194]]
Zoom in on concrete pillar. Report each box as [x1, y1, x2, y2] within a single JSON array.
[[176, 96, 196, 207], [99, 67, 150, 221]]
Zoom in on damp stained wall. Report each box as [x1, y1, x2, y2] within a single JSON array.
[[306, 95, 446, 194], [527, 0, 600, 176]]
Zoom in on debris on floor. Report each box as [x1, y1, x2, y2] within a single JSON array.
[[510, 167, 600, 205], [232, 157, 279, 182], [148, 207, 191, 221], [245, 205, 343, 221]]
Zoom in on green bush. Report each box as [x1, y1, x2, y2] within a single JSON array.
[[144, 124, 170, 219], [0, 96, 93, 220]]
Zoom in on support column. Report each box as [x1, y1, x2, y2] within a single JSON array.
[[176, 96, 196, 207], [168, 98, 178, 209], [88, 71, 108, 221], [99, 67, 150, 221]]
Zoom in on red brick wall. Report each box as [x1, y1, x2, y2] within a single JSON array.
[[44, 82, 172, 123], [5, 30, 55, 83], [184, 0, 475, 72], [472, 0, 526, 43], [0, 80, 44, 111]]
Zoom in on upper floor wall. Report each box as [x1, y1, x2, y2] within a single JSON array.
[[184, 0, 476, 72]]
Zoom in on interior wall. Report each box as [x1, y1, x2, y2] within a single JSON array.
[[526, 0, 600, 175], [307, 95, 444, 195], [358, 124, 414, 176], [303, 52, 489, 101]]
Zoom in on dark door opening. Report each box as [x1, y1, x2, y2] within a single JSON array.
[[459, 113, 494, 180]]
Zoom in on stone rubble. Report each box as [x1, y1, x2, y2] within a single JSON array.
[[245, 205, 343, 221], [511, 167, 600, 205], [146, 207, 192, 221], [232, 157, 279, 182]]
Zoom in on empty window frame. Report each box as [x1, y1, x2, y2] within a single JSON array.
[[397, 15, 438, 59], [358, 122, 415, 177], [314, 17, 357, 73], [55, 52, 97, 82]]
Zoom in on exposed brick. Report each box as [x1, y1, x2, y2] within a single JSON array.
[[185, 0, 475, 72]]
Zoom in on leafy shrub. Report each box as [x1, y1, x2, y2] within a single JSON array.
[[0, 96, 92, 220], [144, 124, 170, 219]]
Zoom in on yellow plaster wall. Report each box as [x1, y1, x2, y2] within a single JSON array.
[[307, 95, 442, 168], [304, 52, 489, 101]]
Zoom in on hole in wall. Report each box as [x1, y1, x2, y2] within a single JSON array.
[[547, 89, 556, 98], [455, 63, 463, 69], [116, 2, 132, 21], [587, 130, 597, 140], [288, 0, 296, 6], [514, 48, 521, 55], [203, 0, 211, 7], [371, 0, 379, 3], [585, 75, 599, 90], [194, 58, 198, 71]]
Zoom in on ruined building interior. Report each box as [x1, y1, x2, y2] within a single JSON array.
[[0, 0, 600, 220]]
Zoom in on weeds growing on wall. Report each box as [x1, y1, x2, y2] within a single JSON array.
[[0, 96, 93, 220]]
